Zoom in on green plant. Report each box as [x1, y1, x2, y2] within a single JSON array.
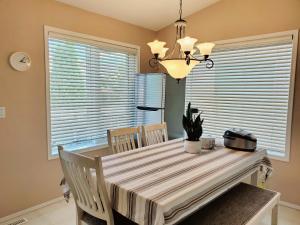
[[182, 102, 204, 141]]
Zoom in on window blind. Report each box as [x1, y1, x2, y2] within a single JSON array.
[[135, 73, 166, 125], [48, 34, 139, 155], [185, 34, 295, 154]]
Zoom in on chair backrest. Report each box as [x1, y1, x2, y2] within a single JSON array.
[[107, 127, 141, 154], [142, 122, 168, 146], [58, 146, 114, 225]]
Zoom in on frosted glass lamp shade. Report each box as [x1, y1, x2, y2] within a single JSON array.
[[196, 42, 215, 56], [177, 36, 198, 53], [159, 48, 169, 58], [147, 40, 166, 55], [160, 59, 199, 79]]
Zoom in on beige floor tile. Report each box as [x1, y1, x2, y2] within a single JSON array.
[[1, 200, 300, 225], [37, 200, 76, 225], [1, 211, 51, 225], [278, 206, 300, 225]]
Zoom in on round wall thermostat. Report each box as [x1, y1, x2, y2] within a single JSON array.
[[9, 52, 32, 72]]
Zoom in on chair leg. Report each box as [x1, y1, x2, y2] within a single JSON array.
[[76, 205, 84, 225], [271, 205, 278, 225]]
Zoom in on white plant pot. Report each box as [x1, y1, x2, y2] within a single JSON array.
[[184, 140, 202, 154]]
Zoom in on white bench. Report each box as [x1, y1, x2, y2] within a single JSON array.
[[178, 182, 280, 225]]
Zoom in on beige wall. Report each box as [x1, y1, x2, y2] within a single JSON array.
[[157, 0, 300, 205], [1, 0, 300, 219], [0, 0, 156, 217]]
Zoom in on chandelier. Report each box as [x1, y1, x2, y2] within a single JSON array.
[[147, 0, 215, 81]]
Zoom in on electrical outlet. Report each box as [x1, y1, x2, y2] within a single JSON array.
[[0, 107, 6, 118]]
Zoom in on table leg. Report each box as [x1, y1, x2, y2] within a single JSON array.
[[251, 170, 258, 186], [271, 205, 278, 225]]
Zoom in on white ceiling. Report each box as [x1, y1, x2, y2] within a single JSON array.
[[56, 0, 220, 31]]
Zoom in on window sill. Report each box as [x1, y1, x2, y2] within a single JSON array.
[[267, 149, 290, 162], [48, 144, 109, 160]]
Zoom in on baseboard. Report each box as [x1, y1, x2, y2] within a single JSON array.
[[279, 200, 300, 211], [0, 196, 65, 223]]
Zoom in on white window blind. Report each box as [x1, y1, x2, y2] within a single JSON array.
[[185, 32, 297, 157], [135, 73, 166, 125], [47, 30, 142, 155]]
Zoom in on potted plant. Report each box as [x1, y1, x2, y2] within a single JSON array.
[[182, 102, 204, 153]]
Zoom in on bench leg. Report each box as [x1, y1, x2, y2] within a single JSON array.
[[271, 205, 278, 225], [251, 171, 258, 186]]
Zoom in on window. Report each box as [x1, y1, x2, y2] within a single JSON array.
[[45, 27, 164, 158], [185, 31, 298, 161]]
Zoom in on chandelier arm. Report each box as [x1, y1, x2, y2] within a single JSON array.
[[189, 54, 205, 62], [149, 58, 160, 68], [205, 58, 214, 69], [188, 54, 215, 68]]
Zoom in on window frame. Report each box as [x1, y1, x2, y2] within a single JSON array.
[[44, 25, 140, 160], [187, 30, 298, 162]]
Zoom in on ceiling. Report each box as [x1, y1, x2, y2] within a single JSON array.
[[56, 0, 220, 31]]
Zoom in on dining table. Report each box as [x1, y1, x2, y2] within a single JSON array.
[[100, 138, 270, 225]]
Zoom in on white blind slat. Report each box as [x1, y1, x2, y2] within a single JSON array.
[[48, 35, 164, 154], [185, 36, 294, 153]]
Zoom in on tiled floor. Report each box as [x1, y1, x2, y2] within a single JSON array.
[[1, 199, 300, 225]]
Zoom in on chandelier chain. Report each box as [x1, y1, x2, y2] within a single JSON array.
[[179, 0, 183, 19]]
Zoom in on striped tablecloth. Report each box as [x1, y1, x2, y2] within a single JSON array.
[[101, 138, 269, 225]]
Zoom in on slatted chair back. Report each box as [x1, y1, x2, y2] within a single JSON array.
[[142, 122, 168, 146], [58, 146, 114, 225], [107, 127, 141, 154]]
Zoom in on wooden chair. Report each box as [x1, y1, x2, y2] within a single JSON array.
[[107, 127, 141, 154], [142, 122, 168, 146], [58, 146, 114, 225]]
